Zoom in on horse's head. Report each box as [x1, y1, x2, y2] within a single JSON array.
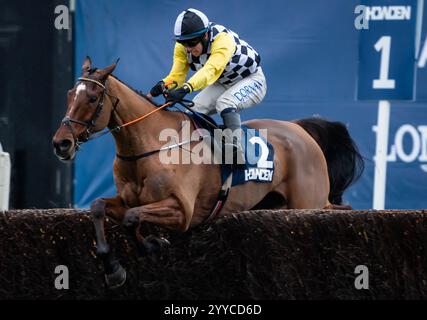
[[52, 57, 117, 162]]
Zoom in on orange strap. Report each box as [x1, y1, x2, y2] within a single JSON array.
[[119, 81, 178, 128], [119, 101, 173, 128], [164, 80, 178, 90]]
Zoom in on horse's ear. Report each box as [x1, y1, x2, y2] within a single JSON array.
[[81, 56, 92, 75], [97, 61, 117, 80]]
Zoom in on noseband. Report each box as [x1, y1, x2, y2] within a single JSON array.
[[61, 77, 119, 148]]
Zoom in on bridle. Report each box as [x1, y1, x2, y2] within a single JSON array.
[[61, 77, 120, 149], [61, 76, 174, 152], [60, 76, 216, 160]]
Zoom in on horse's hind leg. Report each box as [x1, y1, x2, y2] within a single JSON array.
[[91, 195, 127, 289], [285, 169, 330, 209], [324, 202, 353, 210]]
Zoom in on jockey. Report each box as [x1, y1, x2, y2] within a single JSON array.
[[149, 8, 267, 164]]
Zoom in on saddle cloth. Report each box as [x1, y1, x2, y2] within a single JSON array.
[[188, 111, 275, 186]]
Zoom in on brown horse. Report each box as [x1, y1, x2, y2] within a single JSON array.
[[52, 58, 364, 288]]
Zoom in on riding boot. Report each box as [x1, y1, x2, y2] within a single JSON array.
[[221, 108, 245, 165]]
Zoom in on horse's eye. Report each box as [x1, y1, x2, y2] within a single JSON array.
[[89, 96, 97, 103]]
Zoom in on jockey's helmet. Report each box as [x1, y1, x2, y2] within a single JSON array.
[[174, 8, 210, 41]]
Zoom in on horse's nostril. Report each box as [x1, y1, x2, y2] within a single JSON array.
[[53, 139, 72, 153], [59, 139, 72, 152]]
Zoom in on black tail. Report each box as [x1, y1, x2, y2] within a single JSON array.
[[295, 117, 365, 205]]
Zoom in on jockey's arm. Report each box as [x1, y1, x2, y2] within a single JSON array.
[[186, 32, 236, 92], [162, 43, 190, 88]]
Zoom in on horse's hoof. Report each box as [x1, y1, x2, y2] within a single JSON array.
[[105, 264, 126, 289], [123, 210, 139, 227], [141, 235, 170, 255], [147, 235, 170, 249]]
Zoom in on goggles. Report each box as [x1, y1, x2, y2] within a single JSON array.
[[177, 37, 201, 48]]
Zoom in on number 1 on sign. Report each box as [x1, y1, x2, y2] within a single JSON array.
[[373, 36, 395, 89]]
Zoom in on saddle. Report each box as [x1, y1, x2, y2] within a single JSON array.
[[187, 111, 242, 166]]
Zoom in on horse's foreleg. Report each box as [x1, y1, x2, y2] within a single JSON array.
[[91, 196, 127, 289], [122, 197, 189, 253]]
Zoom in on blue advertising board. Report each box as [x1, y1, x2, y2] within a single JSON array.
[[357, 0, 417, 100], [73, 0, 427, 209]]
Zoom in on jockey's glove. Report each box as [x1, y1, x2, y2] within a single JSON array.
[[149, 81, 165, 97], [165, 83, 193, 103]]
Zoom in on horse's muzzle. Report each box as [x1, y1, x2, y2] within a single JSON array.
[[52, 138, 75, 162]]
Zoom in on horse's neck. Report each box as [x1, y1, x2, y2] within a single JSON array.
[[107, 76, 169, 157]]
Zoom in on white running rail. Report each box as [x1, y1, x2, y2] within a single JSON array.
[[0, 143, 11, 211]]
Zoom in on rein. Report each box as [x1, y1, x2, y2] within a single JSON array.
[[65, 76, 216, 161], [63, 77, 172, 146], [88, 99, 174, 141]]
